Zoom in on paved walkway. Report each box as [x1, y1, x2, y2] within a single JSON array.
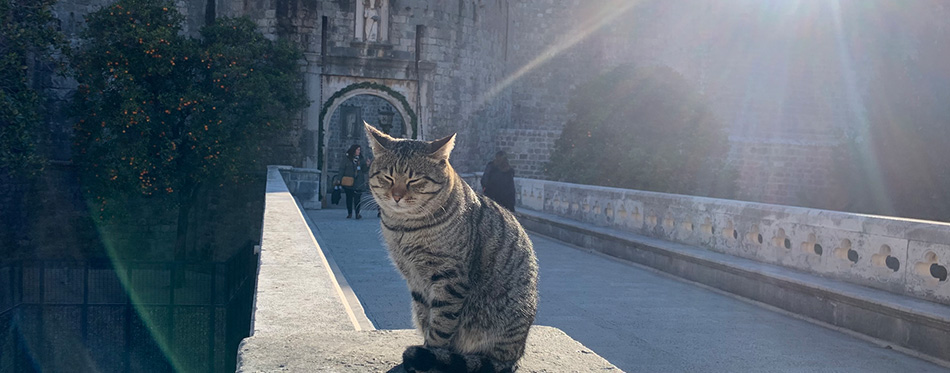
[[305, 208, 945, 372]]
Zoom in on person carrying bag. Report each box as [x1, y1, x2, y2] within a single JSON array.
[[340, 144, 370, 219]]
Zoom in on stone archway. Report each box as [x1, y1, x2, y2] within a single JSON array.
[[324, 94, 406, 183], [318, 81, 419, 205]]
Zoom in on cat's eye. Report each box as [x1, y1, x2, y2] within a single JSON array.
[[406, 178, 424, 187]]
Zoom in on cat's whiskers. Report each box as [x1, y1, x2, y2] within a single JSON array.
[[358, 194, 380, 213]]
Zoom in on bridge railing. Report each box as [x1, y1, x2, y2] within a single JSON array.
[[275, 166, 321, 209], [513, 178, 950, 306], [238, 166, 617, 371]]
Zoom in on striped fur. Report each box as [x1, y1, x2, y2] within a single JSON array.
[[364, 123, 538, 373]]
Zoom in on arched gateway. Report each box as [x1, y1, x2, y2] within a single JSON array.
[[317, 79, 422, 206]]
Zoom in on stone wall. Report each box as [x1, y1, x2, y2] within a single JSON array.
[[492, 129, 560, 179], [277, 166, 322, 210], [730, 137, 845, 208], [506, 0, 622, 131], [213, 0, 513, 173], [499, 0, 950, 208], [514, 177, 950, 306], [410, 0, 512, 172], [257, 0, 901, 206], [32, 0, 950, 226]]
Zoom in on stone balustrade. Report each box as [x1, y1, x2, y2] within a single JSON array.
[[270, 166, 950, 305], [237, 167, 616, 371], [514, 178, 950, 306], [276, 166, 321, 209]]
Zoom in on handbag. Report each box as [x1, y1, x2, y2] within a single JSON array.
[[340, 176, 354, 187], [331, 185, 342, 205]]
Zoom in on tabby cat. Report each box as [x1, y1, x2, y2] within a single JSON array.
[[363, 123, 539, 373]]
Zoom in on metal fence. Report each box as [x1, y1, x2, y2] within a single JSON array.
[[0, 248, 257, 373]]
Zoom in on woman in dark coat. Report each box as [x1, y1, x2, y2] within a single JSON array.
[[481, 151, 516, 212], [340, 144, 370, 219]]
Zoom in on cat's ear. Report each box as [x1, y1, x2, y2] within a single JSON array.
[[364, 122, 394, 154], [427, 133, 456, 160]]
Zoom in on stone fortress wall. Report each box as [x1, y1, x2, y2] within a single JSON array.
[[211, 0, 514, 173], [43, 0, 950, 208], [500, 0, 864, 203]]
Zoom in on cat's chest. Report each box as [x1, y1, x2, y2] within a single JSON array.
[[380, 220, 458, 251], [384, 231, 443, 261], [382, 229, 462, 281]]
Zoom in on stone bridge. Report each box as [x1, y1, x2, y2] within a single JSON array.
[[237, 166, 950, 371]]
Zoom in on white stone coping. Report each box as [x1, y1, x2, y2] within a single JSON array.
[[238, 167, 617, 371], [250, 166, 371, 336], [514, 178, 950, 305], [277, 166, 323, 210]]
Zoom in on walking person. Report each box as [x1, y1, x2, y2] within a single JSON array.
[[481, 150, 516, 212], [340, 144, 370, 219]]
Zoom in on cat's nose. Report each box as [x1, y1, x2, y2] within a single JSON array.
[[392, 185, 407, 202]]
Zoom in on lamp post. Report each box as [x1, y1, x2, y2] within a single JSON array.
[[378, 108, 395, 134]]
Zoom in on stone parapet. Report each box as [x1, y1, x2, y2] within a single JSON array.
[[514, 178, 950, 306], [239, 326, 616, 372], [237, 166, 618, 371], [517, 208, 950, 367], [277, 166, 322, 210]]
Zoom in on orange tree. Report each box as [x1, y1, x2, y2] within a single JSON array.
[[546, 64, 735, 198], [71, 0, 306, 260]]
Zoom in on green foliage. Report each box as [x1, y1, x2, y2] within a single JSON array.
[[71, 0, 306, 260], [71, 0, 307, 217], [546, 64, 735, 198], [0, 0, 65, 175]]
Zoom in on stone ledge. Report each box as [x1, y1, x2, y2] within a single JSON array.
[[238, 167, 618, 372], [238, 326, 618, 372], [517, 208, 950, 367]]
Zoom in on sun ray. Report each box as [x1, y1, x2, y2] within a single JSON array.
[[830, 0, 893, 213], [476, 0, 644, 107]]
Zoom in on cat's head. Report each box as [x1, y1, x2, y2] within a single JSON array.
[[364, 122, 456, 215]]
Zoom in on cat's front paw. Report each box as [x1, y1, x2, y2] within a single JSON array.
[[402, 345, 437, 372]]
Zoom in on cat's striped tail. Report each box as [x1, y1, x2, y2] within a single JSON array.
[[402, 345, 517, 373]]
